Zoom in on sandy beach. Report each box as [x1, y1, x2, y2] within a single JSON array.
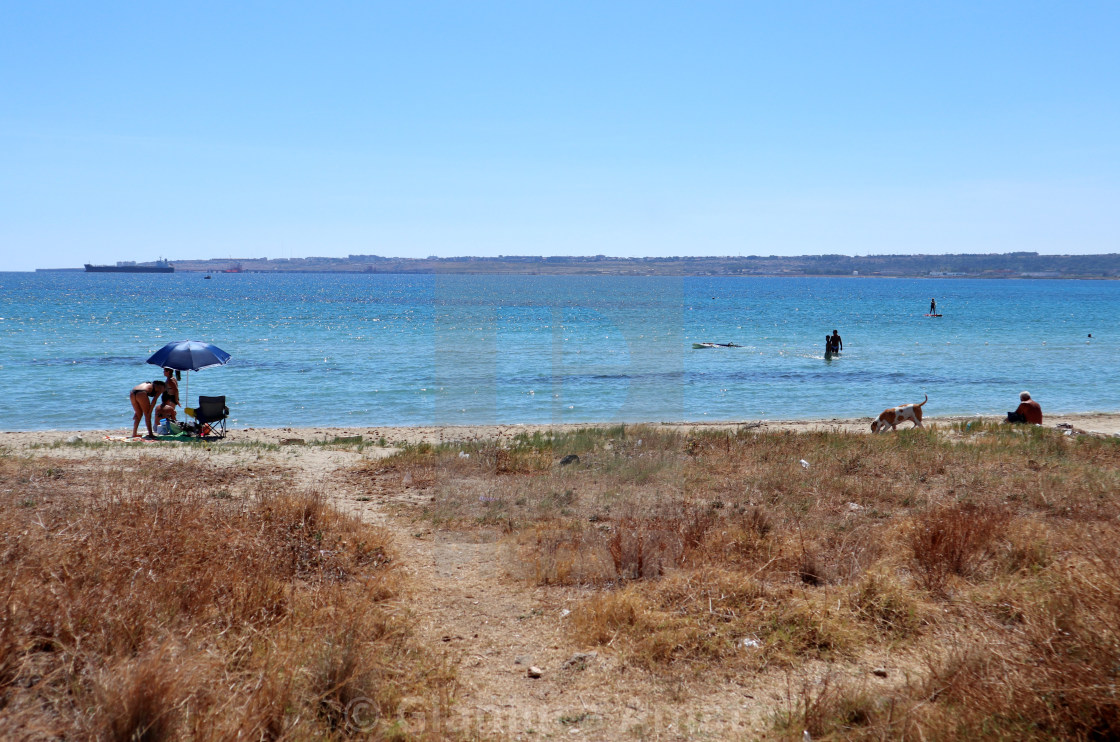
[[4, 412, 1119, 450]]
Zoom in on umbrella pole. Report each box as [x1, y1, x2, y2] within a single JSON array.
[[183, 371, 189, 416]]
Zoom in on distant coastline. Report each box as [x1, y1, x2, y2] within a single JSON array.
[[38, 252, 1120, 278]]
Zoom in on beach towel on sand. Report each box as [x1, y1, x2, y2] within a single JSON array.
[[155, 431, 198, 441]]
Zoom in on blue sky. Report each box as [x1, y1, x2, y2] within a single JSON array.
[[2, 2, 1118, 270]]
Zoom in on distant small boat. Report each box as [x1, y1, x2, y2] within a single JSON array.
[[693, 342, 741, 349], [203, 275, 212, 279]]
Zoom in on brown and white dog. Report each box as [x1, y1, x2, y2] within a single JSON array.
[[871, 394, 927, 433]]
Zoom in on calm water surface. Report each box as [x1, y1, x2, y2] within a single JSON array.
[[1, 272, 1116, 431]]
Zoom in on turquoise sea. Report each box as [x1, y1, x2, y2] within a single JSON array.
[[1, 272, 1117, 432]]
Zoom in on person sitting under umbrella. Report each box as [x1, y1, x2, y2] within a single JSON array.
[[130, 379, 166, 438], [155, 367, 180, 422]]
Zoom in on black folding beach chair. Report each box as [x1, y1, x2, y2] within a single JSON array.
[[196, 395, 229, 438]]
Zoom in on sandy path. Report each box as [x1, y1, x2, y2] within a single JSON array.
[[319, 455, 632, 737], [365, 515, 781, 739]]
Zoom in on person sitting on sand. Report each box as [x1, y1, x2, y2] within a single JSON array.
[[154, 398, 177, 427], [156, 367, 179, 422], [130, 379, 166, 438], [1007, 391, 1043, 425]]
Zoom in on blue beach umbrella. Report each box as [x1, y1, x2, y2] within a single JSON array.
[[146, 340, 231, 411], [146, 340, 231, 371]]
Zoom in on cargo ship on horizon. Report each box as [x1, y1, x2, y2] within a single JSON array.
[[84, 259, 174, 273]]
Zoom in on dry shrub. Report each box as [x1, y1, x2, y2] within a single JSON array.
[[796, 550, 825, 586], [0, 455, 452, 739], [484, 446, 553, 474], [90, 647, 183, 742], [608, 504, 715, 580], [700, 505, 778, 570], [570, 568, 865, 669], [0, 596, 16, 691], [995, 516, 1053, 575], [910, 503, 1008, 594], [774, 671, 881, 740], [764, 593, 866, 663], [570, 569, 767, 667], [514, 501, 719, 585], [742, 504, 773, 536], [976, 543, 1120, 738], [515, 523, 615, 585], [849, 568, 926, 637], [306, 608, 412, 733], [205, 666, 295, 741], [781, 537, 1120, 740], [569, 588, 649, 647]]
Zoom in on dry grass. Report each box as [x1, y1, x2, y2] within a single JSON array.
[[909, 502, 1009, 594], [0, 455, 454, 740], [364, 422, 1120, 739], [770, 539, 1120, 740]]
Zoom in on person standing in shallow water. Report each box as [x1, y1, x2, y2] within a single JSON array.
[[830, 330, 843, 354]]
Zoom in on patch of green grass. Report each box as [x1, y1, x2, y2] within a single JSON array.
[[308, 435, 365, 448], [210, 440, 281, 452], [511, 425, 629, 454], [559, 711, 594, 725], [31, 438, 112, 450]]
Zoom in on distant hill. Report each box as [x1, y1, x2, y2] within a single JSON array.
[[93, 252, 1120, 277]]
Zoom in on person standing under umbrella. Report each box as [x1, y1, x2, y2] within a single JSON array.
[[130, 379, 166, 438]]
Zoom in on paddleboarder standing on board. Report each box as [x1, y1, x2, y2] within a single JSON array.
[[930, 298, 936, 314]]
